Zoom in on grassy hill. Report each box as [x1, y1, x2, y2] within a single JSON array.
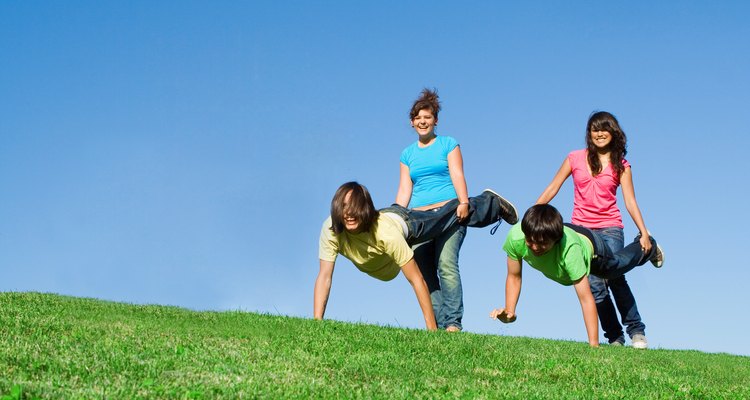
[[0, 292, 747, 399]]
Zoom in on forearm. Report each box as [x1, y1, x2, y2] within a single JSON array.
[[573, 277, 599, 347], [505, 274, 522, 314], [447, 147, 469, 203], [412, 277, 438, 330], [625, 201, 649, 235], [313, 274, 332, 320], [582, 297, 599, 347], [450, 172, 469, 203], [314, 260, 335, 320], [396, 163, 413, 207], [537, 159, 570, 204], [401, 259, 437, 330], [535, 185, 560, 205], [395, 188, 411, 208], [621, 169, 648, 235]]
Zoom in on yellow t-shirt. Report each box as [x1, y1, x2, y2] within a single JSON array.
[[319, 214, 414, 281]]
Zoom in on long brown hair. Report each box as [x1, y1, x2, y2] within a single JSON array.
[[585, 111, 628, 177], [330, 182, 379, 234], [409, 88, 441, 121]]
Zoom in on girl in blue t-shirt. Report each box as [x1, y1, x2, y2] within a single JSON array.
[[395, 88, 470, 332]]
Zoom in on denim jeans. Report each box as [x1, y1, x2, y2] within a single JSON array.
[[587, 227, 646, 344], [564, 223, 658, 279], [380, 190, 504, 246], [413, 221, 466, 330], [380, 191, 502, 330]]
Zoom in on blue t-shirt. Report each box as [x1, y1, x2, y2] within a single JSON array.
[[400, 135, 459, 208]]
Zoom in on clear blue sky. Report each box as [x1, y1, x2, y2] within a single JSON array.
[[2, 2, 748, 356]]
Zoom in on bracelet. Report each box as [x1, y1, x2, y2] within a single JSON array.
[[459, 202, 469, 205]]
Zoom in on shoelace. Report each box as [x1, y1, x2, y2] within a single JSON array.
[[489, 219, 502, 235]]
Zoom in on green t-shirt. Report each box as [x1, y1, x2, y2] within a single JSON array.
[[319, 214, 414, 281], [502, 224, 592, 286]]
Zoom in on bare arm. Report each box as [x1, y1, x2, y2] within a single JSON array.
[[395, 162, 413, 207], [489, 257, 522, 323], [313, 259, 335, 320], [620, 167, 651, 253], [572, 275, 599, 347], [447, 146, 470, 220], [536, 158, 572, 204], [401, 258, 438, 331]]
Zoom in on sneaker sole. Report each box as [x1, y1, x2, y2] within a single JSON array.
[[651, 244, 664, 268], [482, 188, 518, 225]]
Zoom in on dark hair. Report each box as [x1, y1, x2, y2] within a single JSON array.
[[409, 88, 441, 121], [521, 204, 564, 244], [330, 181, 379, 234], [586, 111, 628, 178]]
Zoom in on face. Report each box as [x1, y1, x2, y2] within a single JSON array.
[[525, 238, 556, 256], [342, 191, 360, 233], [590, 129, 612, 149], [411, 109, 437, 138]]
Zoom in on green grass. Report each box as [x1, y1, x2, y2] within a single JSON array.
[[1, 293, 748, 399]]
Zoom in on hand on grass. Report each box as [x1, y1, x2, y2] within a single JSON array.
[[489, 308, 516, 323]]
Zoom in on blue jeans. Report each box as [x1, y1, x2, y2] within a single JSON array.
[[564, 223, 658, 279], [380, 191, 503, 329], [381, 191, 504, 246], [413, 222, 466, 330], [587, 227, 646, 344]]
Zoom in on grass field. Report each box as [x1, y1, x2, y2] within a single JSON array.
[[1, 292, 747, 399]]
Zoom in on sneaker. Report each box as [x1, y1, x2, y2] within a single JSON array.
[[631, 334, 648, 349], [446, 325, 461, 332], [482, 189, 518, 225], [650, 244, 664, 268], [609, 341, 624, 347]]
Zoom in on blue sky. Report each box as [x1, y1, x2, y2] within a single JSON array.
[[2, 2, 748, 356]]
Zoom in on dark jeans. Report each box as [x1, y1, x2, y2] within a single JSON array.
[[564, 223, 658, 280], [381, 191, 503, 330], [587, 227, 646, 344], [413, 223, 466, 330], [381, 191, 504, 246]]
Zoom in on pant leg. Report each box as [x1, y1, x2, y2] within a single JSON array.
[[412, 239, 441, 328], [590, 234, 658, 279], [589, 274, 625, 344], [608, 275, 646, 337], [434, 225, 466, 330], [390, 192, 503, 245], [593, 227, 646, 337]]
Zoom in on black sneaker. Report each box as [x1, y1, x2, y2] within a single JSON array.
[[482, 189, 518, 225]]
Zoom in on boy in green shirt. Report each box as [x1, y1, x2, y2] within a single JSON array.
[[490, 204, 664, 346]]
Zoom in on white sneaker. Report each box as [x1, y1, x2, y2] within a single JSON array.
[[650, 244, 664, 268], [631, 334, 648, 349]]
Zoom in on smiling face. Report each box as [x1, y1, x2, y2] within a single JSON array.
[[342, 190, 361, 233], [411, 109, 437, 139], [525, 237, 556, 256], [590, 129, 613, 150]]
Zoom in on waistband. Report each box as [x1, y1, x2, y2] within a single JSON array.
[[382, 212, 408, 238]]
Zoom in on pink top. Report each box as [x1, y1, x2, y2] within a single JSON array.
[[568, 149, 631, 229]]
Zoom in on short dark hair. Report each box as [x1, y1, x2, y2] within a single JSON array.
[[521, 204, 564, 244], [409, 88, 441, 121], [330, 181, 379, 234]]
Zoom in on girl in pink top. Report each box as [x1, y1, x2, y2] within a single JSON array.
[[536, 111, 659, 349]]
